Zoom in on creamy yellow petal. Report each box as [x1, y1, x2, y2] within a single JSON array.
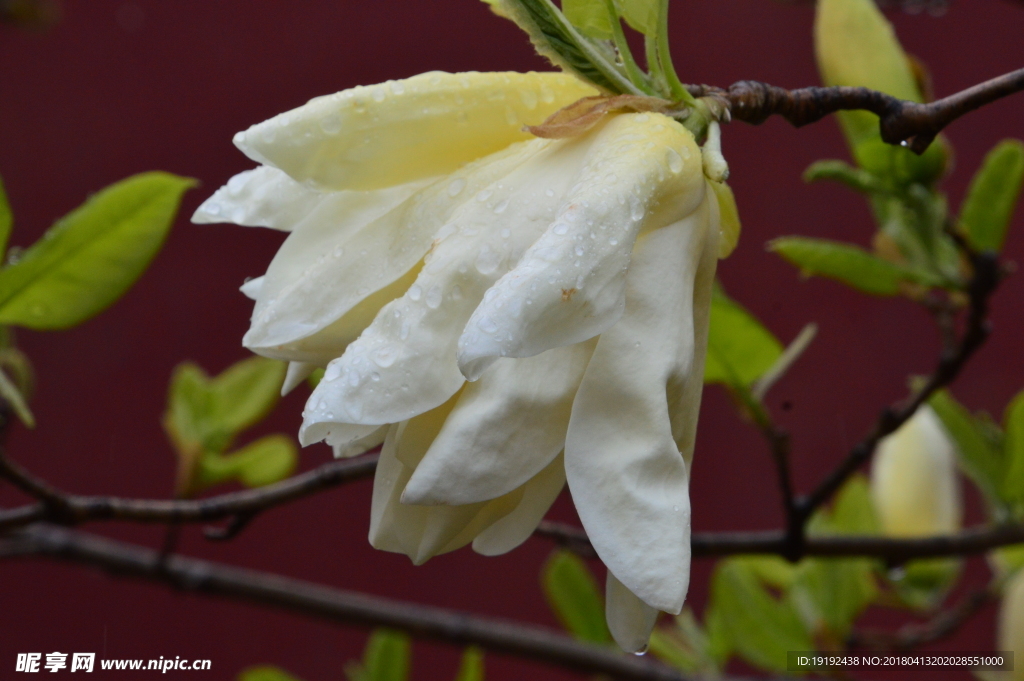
[[192, 165, 326, 230], [564, 200, 718, 615], [606, 571, 661, 653], [234, 71, 598, 191], [457, 113, 705, 380]]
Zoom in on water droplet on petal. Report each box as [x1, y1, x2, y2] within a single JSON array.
[[634, 646, 649, 656], [390, 81, 405, 95], [408, 284, 422, 301], [371, 88, 386, 103], [319, 114, 342, 135], [666, 147, 683, 174], [450, 285, 463, 301], [545, 189, 555, 198], [372, 347, 396, 368], [477, 316, 499, 334], [553, 223, 569, 236], [476, 189, 493, 202], [447, 178, 466, 197], [425, 284, 442, 309], [476, 246, 501, 274], [493, 198, 509, 214]]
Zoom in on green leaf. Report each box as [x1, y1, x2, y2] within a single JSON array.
[[0, 174, 12, 259], [814, 0, 920, 149], [825, 475, 880, 536], [453, 647, 485, 681], [804, 160, 886, 195], [363, 629, 411, 681], [769, 236, 935, 296], [197, 434, 298, 490], [562, 0, 613, 39], [929, 390, 1005, 512], [613, 0, 657, 35], [237, 666, 304, 681], [491, 0, 636, 94], [1001, 390, 1024, 509], [710, 559, 814, 673], [541, 550, 611, 644], [789, 559, 876, 640], [208, 356, 287, 435], [0, 172, 195, 330], [649, 609, 722, 674], [960, 140, 1024, 253], [307, 367, 325, 389], [888, 558, 961, 611], [704, 286, 783, 387], [0, 365, 34, 428], [164, 362, 220, 454]]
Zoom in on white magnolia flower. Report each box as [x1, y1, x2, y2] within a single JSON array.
[[870, 405, 962, 537], [194, 70, 724, 652]]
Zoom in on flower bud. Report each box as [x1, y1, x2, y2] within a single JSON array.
[[999, 569, 1024, 681], [870, 405, 962, 537]]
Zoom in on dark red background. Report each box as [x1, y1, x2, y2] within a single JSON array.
[[1, 1, 1023, 679]]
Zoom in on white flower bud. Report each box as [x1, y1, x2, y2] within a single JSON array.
[[870, 405, 962, 537]]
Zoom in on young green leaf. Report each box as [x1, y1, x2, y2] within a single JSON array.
[[0, 174, 12, 259], [709, 180, 741, 259], [827, 475, 880, 536], [789, 559, 876, 640], [769, 236, 933, 296], [959, 139, 1024, 253], [929, 390, 1005, 512], [803, 160, 886, 195], [490, 0, 638, 94], [704, 287, 783, 387], [814, 0, 920, 149], [614, 0, 657, 35], [541, 550, 611, 644], [237, 666, 304, 681], [0, 366, 34, 428], [208, 356, 287, 435], [0, 172, 195, 330], [649, 609, 723, 674], [197, 435, 298, 491], [710, 559, 813, 673], [1001, 390, 1024, 510], [453, 647, 485, 681], [888, 558, 961, 611], [562, 0, 614, 39], [362, 629, 411, 681]]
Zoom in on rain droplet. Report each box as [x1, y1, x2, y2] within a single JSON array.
[[665, 147, 684, 174], [520, 89, 538, 109], [333, 245, 345, 257], [477, 316, 499, 334], [545, 189, 555, 197], [447, 178, 466, 197], [476, 246, 501, 274], [504, 106, 518, 126], [450, 285, 463, 301], [609, 238, 619, 245], [633, 646, 649, 656], [371, 347, 396, 368], [370, 372, 381, 382], [371, 88, 386, 103], [500, 228, 510, 239], [425, 284, 443, 309], [476, 189, 493, 202], [553, 223, 569, 236], [493, 198, 509, 214], [390, 81, 405, 95], [205, 202, 222, 216], [319, 114, 342, 135], [408, 284, 423, 301], [574, 245, 584, 256]]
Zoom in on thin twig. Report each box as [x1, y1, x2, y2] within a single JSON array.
[[795, 250, 1001, 521], [848, 585, 998, 650], [0, 452, 379, 533], [538, 521, 1024, 563], [689, 67, 1024, 153], [2, 524, 706, 681]]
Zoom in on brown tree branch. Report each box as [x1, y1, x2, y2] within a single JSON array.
[[689, 67, 1024, 153], [848, 585, 999, 651], [0, 450, 379, 533], [0, 524, 718, 681], [537, 520, 1024, 563]]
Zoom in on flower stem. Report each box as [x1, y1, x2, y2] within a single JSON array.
[[603, 0, 655, 95], [657, 0, 696, 106]]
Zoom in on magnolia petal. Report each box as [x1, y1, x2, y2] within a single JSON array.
[[282, 361, 316, 396], [472, 452, 566, 557], [606, 571, 660, 653], [240, 276, 264, 301], [457, 114, 705, 380], [368, 397, 522, 564], [192, 165, 326, 230], [234, 71, 597, 191], [302, 132, 601, 437], [403, 340, 594, 505], [564, 202, 718, 614], [244, 179, 433, 353], [334, 425, 388, 459]]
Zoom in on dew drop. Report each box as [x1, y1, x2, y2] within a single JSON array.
[[665, 147, 684, 174], [609, 237, 619, 245], [371, 347, 396, 368], [504, 106, 518, 126], [333, 245, 345, 258], [476, 246, 501, 274], [408, 284, 423, 301], [319, 114, 342, 135], [545, 188, 555, 198], [553, 223, 569, 236], [476, 189, 493, 202], [370, 372, 381, 382], [493, 198, 509, 214], [447, 177, 466, 197], [520, 89, 538, 109], [633, 646, 649, 656], [574, 245, 584, 256], [400, 321, 411, 340], [450, 285, 463, 301], [371, 88, 386, 103], [425, 284, 443, 309], [477, 316, 499, 334], [500, 228, 510, 239], [205, 202, 222, 216], [390, 81, 405, 95]]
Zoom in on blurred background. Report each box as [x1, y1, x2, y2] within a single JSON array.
[[1, 0, 1022, 678]]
